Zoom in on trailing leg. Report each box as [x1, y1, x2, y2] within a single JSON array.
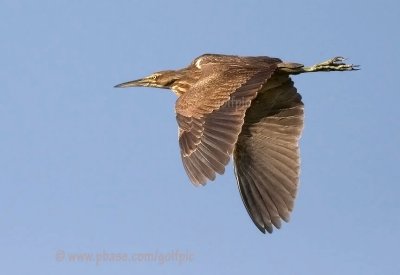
[[277, 57, 359, 74]]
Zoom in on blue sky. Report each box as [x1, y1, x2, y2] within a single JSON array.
[[1, 0, 399, 274]]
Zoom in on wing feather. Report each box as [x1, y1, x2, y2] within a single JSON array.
[[234, 74, 304, 233], [176, 61, 280, 185]]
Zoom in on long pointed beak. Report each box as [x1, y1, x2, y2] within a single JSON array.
[[114, 78, 149, 88]]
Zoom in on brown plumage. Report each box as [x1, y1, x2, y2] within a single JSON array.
[[115, 54, 358, 233]]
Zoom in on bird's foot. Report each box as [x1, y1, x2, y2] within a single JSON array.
[[304, 57, 360, 72], [278, 57, 359, 74]]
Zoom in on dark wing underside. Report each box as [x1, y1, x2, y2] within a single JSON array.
[[175, 59, 280, 185], [233, 74, 304, 233]]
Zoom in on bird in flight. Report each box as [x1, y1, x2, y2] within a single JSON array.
[[115, 54, 358, 233]]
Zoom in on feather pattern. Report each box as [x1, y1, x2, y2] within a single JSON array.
[[176, 58, 280, 185], [233, 74, 304, 233]]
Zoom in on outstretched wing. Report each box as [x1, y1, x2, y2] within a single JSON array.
[[175, 60, 280, 185], [233, 74, 304, 233]]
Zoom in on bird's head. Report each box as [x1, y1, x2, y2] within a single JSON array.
[[114, 70, 186, 92]]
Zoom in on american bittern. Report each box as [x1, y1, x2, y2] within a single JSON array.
[[115, 54, 358, 233]]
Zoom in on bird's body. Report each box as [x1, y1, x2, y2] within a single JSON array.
[[115, 54, 358, 233]]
